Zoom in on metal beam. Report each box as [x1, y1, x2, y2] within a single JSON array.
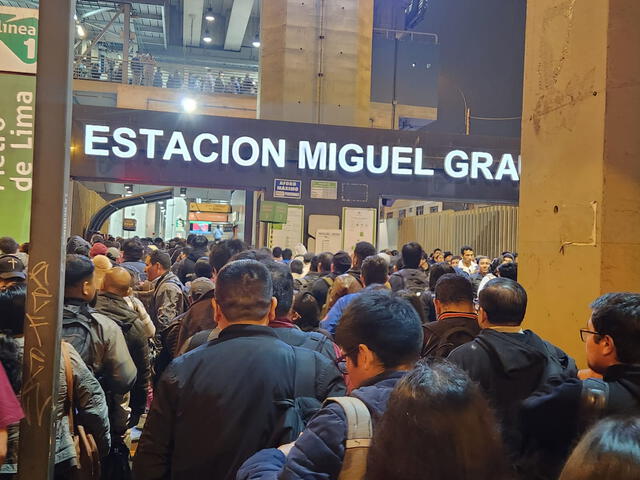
[[78, 6, 123, 60], [80, 6, 115, 19], [224, 0, 254, 51], [160, 4, 167, 49], [182, 0, 204, 47], [122, 3, 131, 84], [16, 0, 75, 478]]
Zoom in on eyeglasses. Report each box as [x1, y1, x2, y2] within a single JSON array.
[[334, 348, 357, 375], [579, 329, 603, 342]]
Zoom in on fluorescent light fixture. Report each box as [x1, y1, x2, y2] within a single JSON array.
[[181, 97, 197, 113], [180, 187, 187, 197], [205, 8, 215, 22], [252, 34, 260, 48], [76, 24, 86, 38], [203, 30, 212, 43]]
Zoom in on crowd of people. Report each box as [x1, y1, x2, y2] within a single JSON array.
[[1, 233, 640, 480]]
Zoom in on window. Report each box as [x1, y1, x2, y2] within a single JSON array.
[[416, 205, 424, 215]]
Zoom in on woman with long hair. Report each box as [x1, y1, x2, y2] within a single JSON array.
[[559, 417, 640, 480], [366, 359, 511, 480]]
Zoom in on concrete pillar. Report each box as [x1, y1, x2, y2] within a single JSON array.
[[259, 0, 373, 127], [519, 0, 640, 365]]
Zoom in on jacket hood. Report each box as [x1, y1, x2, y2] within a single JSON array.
[[351, 370, 406, 418], [155, 270, 182, 288], [95, 292, 137, 330], [397, 268, 428, 285], [475, 329, 547, 380], [605, 364, 640, 400]]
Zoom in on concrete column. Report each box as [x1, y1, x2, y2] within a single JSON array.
[[259, 0, 373, 127], [519, 0, 640, 365]]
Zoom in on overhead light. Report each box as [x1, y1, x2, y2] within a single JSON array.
[[124, 184, 133, 193], [76, 23, 86, 38], [205, 8, 215, 22], [252, 34, 260, 48], [203, 30, 212, 43], [411, 62, 416, 68], [180, 187, 187, 197], [181, 97, 197, 113]]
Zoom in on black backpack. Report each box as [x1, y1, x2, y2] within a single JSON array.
[[422, 323, 478, 358], [391, 269, 429, 295], [270, 347, 323, 445]]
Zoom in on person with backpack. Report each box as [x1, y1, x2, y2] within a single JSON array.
[[236, 289, 424, 480], [133, 260, 344, 480], [120, 239, 148, 283], [448, 277, 577, 464], [176, 234, 209, 284], [389, 242, 429, 294], [321, 255, 389, 336], [346, 242, 377, 286], [308, 251, 350, 310], [62, 255, 137, 397], [520, 293, 640, 479], [422, 273, 480, 358], [145, 250, 187, 329]]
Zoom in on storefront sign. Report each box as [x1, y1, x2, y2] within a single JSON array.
[[188, 202, 231, 213], [259, 201, 289, 224], [123, 218, 137, 231], [274, 178, 302, 199], [83, 124, 521, 182], [0, 7, 38, 74], [311, 180, 338, 200]]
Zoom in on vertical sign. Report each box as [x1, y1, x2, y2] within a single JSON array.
[[0, 74, 36, 243], [342, 207, 377, 252], [0, 7, 38, 73]]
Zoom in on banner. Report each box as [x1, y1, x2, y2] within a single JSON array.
[[0, 7, 38, 74], [0, 73, 35, 243]]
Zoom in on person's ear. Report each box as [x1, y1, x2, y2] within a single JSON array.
[[268, 297, 278, 322], [434, 298, 443, 316], [478, 307, 489, 328], [213, 299, 224, 324], [359, 344, 376, 370], [599, 334, 617, 359], [82, 280, 91, 297]]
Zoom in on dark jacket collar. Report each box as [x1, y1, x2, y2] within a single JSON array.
[[217, 323, 279, 341], [358, 369, 407, 388], [604, 363, 640, 382]]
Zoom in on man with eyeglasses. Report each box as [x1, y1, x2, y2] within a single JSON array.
[[521, 292, 640, 479], [237, 290, 423, 480]]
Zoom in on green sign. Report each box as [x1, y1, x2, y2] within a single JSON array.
[[0, 74, 36, 243], [259, 201, 289, 224], [0, 7, 38, 74]]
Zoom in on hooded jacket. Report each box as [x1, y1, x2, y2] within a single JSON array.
[[389, 268, 429, 293], [237, 370, 406, 480], [176, 248, 208, 284], [95, 292, 151, 429], [448, 329, 576, 454], [149, 271, 186, 329]]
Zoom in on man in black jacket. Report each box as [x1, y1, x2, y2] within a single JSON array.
[[389, 242, 429, 293], [133, 260, 345, 480], [309, 251, 351, 308], [448, 278, 576, 458], [346, 241, 377, 286], [176, 234, 208, 284], [520, 293, 640, 479]]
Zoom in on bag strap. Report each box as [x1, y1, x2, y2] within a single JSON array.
[[61, 341, 76, 435], [292, 347, 316, 399], [325, 396, 372, 480]]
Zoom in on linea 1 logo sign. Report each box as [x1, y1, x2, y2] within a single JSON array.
[[0, 7, 38, 74]]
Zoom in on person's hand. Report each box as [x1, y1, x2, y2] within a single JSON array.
[[278, 441, 296, 456]]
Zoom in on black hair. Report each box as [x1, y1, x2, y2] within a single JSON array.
[[272, 246, 283, 258], [154, 237, 165, 249], [479, 278, 527, 326], [497, 262, 518, 281], [560, 417, 640, 480], [215, 260, 273, 321], [401, 242, 424, 269], [293, 292, 321, 332], [310, 255, 320, 272], [194, 257, 213, 279], [591, 293, 640, 364], [122, 239, 144, 262], [366, 359, 509, 480], [502, 253, 515, 261], [335, 290, 423, 368], [65, 254, 95, 288], [353, 242, 377, 267], [282, 248, 293, 260], [149, 250, 171, 270], [0, 283, 27, 335], [451, 255, 462, 262], [428, 262, 456, 291], [0, 236, 19, 254], [303, 253, 314, 264], [460, 245, 474, 255], [332, 251, 351, 275], [263, 261, 294, 317], [66, 235, 91, 257], [186, 234, 195, 245], [395, 290, 428, 325], [435, 273, 474, 305], [192, 234, 209, 250], [490, 257, 502, 274], [231, 250, 259, 262], [443, 251, 452, 258], [209, 239, 247, 273], [290, 259, 304, 275], [361, 255, 389, 286], [433, 248, 442, 254]]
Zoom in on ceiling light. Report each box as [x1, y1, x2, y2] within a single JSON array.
[[180, 187, 187, 197], [252, 34, 260, 48], [181, 97, 197, 113], [203, 30, 212, 43], [124, 184, 133, 192], [76, 24, 86, 38], [205, 8, 215, 22]]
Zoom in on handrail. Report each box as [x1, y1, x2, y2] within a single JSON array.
[[373, 27, 438, 44]]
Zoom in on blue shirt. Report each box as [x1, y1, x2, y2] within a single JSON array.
[[320, 293, 358, 335], [213, 228, 223, 240]]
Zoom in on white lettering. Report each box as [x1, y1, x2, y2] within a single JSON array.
[[262, 139, 286, 167], [139, 128, 164, 158], [471, 152, 494, 180], [328, 143, 337, 171], [413, 148, 434, 176], [193, 133, 219, 163], [299, 141, 327, 170], [338, 144, 364, 173], [232, 136, 260, 167], [163, 131, 192, 161], [444, 150, 469, 178], [391, 147, 413, 175], [85, 125, 110, 156], [495, 153, 519, 181], [366, 146, 388, 174], [112, 127, 137, 158], [221, 135, 230, 164]]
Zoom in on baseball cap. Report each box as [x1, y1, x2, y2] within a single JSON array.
[[189, 277, 215, 301], [0, 255, 26, 280]]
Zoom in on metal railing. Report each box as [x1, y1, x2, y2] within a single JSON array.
[[373, 27, 439, 44], [73, 55, 259, 95]]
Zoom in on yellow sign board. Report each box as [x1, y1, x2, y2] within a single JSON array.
[[188, 202, 231, 213]]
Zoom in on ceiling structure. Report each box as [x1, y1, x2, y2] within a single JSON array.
[[81, 181, 235, 203]]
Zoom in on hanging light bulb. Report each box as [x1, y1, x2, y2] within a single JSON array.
[[205, 8, 215, 22]]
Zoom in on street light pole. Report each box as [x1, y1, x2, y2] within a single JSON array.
[[17, 1, 76, 478]]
